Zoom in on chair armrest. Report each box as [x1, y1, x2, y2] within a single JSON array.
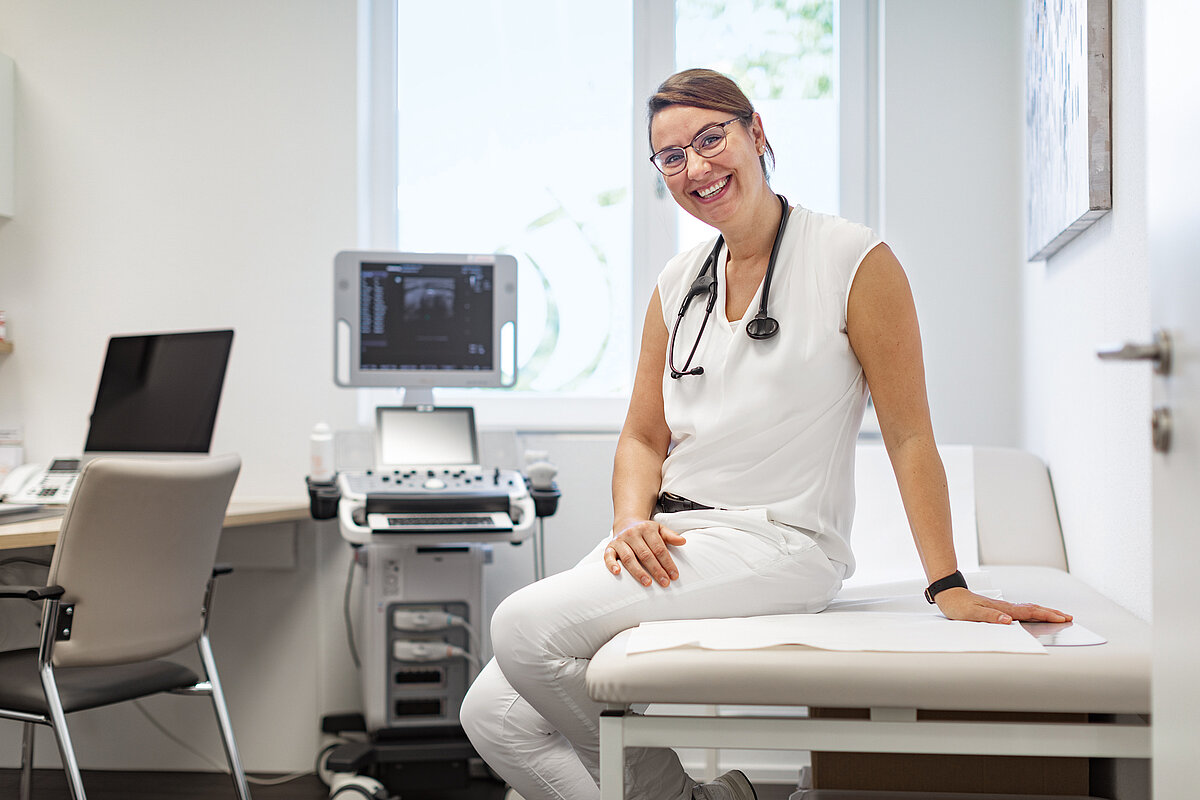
[[0, 584, 65, 601]]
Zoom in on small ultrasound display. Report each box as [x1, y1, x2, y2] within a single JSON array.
[[359, 261, 493, 372]]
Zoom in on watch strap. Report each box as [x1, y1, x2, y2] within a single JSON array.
[[924, 570, 968, 604]]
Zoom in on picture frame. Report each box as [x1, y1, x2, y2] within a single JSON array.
[[1025, 0, 1112, 261]]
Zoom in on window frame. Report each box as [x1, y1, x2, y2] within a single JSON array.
[[357, 0, 877, 431]]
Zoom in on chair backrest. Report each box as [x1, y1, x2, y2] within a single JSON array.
[[46, 454, 241, 668]]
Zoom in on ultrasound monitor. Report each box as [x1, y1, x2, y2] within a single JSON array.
[[333, 251, 517, 404], [83, 329, 234, 458]]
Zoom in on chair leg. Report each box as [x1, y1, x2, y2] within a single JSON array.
[[198, 633, 252, 800], [39, 664, 87, 800], [19, 721, 35, 800]]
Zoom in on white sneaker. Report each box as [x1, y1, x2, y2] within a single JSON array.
[[693, 770, 758, 800]]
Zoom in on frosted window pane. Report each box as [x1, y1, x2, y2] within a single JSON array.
[[396, 2, 633, 394]]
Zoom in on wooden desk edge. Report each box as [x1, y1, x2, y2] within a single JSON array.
[[0, 498, 311, 549], [222, 499, 311, 528]]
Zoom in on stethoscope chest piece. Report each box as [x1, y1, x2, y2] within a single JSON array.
[[745, 313, 779, 340]]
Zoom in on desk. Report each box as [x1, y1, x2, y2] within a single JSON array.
[[0, 499, 310, 550]]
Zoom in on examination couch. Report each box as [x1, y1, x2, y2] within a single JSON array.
[[586, 446, 1151, 799]]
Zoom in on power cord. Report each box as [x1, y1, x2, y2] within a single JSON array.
[[344, 546, 361, 668], [131, 700, 315, 786]]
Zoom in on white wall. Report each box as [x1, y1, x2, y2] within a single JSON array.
[[879, 0, 1153, 625], [1021, 0, 1152, 620], [0, 0, 360, 495], [0, 0, 361, 773], [880, 0, 1024, 448]]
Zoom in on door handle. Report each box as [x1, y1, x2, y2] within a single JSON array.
[[1097, 329, 1172, 375]]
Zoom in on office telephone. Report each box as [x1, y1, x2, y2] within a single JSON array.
[[1, 459, 81, 505]]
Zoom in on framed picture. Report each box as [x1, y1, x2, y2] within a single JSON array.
[[1025, 0, 1112, 261]]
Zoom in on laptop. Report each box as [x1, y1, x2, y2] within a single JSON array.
[[5, 329, 233, 505]]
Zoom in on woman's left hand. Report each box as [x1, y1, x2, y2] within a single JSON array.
[[935, 587, 1072, 625]]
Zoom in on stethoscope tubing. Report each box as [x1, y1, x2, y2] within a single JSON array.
[[668, 193, 790, 379]]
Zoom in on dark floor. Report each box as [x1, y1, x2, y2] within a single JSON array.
[[0, 769, 506, 799], [0, 769, 797, 798]]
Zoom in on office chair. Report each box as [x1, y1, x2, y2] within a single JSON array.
[[0, 454, 251, 800]]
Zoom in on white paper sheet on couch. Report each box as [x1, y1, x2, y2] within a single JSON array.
[[626, 610, 1046, 655]]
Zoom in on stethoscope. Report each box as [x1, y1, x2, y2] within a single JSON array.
[[668, 193, 790, 379]]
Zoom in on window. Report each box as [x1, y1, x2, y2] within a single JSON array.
[[390, 2, 633, 398], [361, 0, 866, 427]]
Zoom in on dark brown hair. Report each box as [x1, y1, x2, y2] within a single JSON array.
[[647, 68, 774, 177]]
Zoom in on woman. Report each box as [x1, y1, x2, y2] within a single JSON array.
[[461, 68, 1070, 800]]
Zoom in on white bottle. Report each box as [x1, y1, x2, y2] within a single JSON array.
[[310, 422, 335, 482]]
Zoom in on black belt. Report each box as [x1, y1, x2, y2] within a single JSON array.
[[655, 491, 714, 514]]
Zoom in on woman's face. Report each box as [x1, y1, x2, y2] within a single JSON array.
[[649, 104, 768, 231]]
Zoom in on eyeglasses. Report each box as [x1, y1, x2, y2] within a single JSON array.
[[649, 117, 746, 176]]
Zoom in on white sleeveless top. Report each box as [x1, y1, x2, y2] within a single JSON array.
[[656, 206, 881, 575]]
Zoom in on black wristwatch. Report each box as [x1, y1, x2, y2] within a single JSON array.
[[924, 570, 968, 604]]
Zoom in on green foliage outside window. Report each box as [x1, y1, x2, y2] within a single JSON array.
[[678, 0, 834, 100]]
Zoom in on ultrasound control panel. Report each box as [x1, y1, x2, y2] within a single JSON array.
[[336, 466, 534, 546], [342, 467, 523, 496]]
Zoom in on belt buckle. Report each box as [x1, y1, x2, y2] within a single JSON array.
[[658, 491, 708, 514]]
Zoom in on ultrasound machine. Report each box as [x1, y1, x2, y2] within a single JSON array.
[[310, 251, 558, 799]]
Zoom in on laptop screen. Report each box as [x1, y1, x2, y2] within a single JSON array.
[[83, 329, 234, 454]]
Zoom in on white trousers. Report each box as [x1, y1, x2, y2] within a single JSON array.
[[461, 508, 845, 800]]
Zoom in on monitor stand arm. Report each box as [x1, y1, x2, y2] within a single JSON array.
[[401, 387, 435, 407]]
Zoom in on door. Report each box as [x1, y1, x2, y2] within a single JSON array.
[[1146, 1, 1200, 794]]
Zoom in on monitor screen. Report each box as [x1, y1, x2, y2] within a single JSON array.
[[375, 406, 478, 467], [334, 251, 517, 389], [83, 329, 234, 454]]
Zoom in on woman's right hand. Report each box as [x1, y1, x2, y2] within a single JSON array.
[[604, 519, 687, 587]]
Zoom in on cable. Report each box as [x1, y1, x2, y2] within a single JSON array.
[[315, 740, 342, 787], [344, 546, 361, 669], [459, 618, 482, 656], [131, 700, 315, 786], [131, 700, 227, 773], [244, 769, 317, 787]]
